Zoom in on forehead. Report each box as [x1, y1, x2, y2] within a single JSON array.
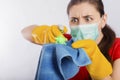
[[69, 2, 100, 17]]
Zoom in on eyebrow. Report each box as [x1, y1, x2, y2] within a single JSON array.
[[69, 17, 79, 19], [69, 15, 93, 18], [82, 15, 93, 18]]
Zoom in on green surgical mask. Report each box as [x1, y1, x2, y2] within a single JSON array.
[[70, 23, 99, 41]]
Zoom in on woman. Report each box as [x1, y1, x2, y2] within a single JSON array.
[[22, 0, 120, 80]]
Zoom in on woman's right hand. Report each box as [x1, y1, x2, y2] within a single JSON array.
[[21, 25, 67, 45]]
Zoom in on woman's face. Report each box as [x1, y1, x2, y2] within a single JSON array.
[[68, 2, 107, 43]]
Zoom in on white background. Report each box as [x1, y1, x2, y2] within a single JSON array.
[[0, 0, 120, 80]]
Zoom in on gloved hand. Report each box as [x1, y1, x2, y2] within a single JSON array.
[[71, 39, 112, 80], [32, 25, 68, 44]]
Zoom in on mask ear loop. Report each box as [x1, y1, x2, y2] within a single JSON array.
[[99, 16, 105, 29]]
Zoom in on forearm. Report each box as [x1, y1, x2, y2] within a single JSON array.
[[21, 25, 38, 43]]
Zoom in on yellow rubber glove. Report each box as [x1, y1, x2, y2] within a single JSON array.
[[32, 25, 67, 44], [72, 39, 112, 80]]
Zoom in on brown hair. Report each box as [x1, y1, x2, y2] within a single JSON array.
[[67, 0, 116, 62]]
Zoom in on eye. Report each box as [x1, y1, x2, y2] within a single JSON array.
[[85, 16, 93, 23], [70, 17, 79, 25]]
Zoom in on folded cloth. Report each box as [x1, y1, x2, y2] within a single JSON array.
[[35, 40, 91, 80]]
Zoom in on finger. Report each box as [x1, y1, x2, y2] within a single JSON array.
[[50, 25, 64, 37], [47, 28, 56, 43], [63, 26, 68, 33], [57, 25, 68, 33]]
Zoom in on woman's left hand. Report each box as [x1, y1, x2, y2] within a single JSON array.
[[72, 39, 112, 80]]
